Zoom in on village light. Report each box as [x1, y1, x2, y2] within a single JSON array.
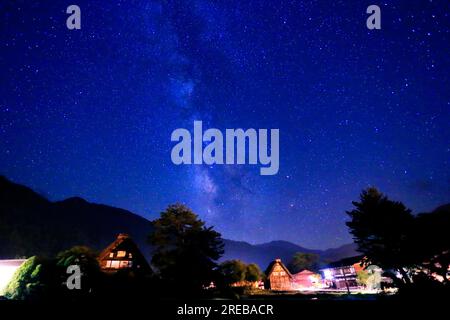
[[323, 269, 333, 280]]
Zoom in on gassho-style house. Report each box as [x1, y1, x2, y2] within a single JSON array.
[[264, 257, 366, 291], [262, 256, 401, 292], [0, 233, 152, 296], [98, 233, 152, 273], [0, 233, 380, 295]]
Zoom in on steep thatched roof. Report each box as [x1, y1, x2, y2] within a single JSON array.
[[98, 233, 152, 273], [98, 233, 130, 261], [265, 258, 292, 278]]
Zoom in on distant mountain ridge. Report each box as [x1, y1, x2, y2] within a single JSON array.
[[221, 239, 358, 268], [0, 176, 154, 260], [0, 176, 359, 269]]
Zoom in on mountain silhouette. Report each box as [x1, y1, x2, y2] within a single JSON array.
[[0, 176, 359, 269], [221, 239, 358, 268], [0, 176, 153, 260]]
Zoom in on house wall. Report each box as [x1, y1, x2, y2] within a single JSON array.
[[268, 263, 292, 291], [321, 265, 360, 289]]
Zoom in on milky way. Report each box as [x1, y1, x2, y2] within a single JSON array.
[[0, 0, 449, 249]]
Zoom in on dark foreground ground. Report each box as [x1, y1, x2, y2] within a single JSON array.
[[0, 293, 446, 319]]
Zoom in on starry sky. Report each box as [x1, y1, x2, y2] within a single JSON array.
[[1, 0, 449, 249]]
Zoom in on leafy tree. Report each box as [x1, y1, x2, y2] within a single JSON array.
[[217, 260, 263, 289], [218, 260, 247, 285], [55, 246, 102, 297], [4, 247, 102, 301], [149, 204, 224, 295], [366, 268, 382, 290], [346, 188, 415, 284], [356, 270, 369, 287], [357, 266, 382, 290], [287, 252, 321, 274], [3, 256, 57, 300], [412, 207, 450, 284], [245, 263, 263, 282]]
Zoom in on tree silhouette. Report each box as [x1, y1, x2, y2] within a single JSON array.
[[245, 263, 263, 282], [149, 203, 224, 295], [346, 188, 415, 284], [412, 205, 450, 284], [218, 260, 247, 286], [55, 246, 102, 298], [217, 260, 263, 286], [287, 252, 321, 273]]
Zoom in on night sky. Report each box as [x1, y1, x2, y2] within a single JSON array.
[[1, 1, 449, 249]]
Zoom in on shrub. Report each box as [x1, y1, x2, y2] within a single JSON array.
[[3, 256, 56, 300]]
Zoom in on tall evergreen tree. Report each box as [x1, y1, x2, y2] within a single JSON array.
[[346, 188, 415, 283], [149, 204, 224, 295]]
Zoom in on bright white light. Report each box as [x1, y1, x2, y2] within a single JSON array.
[[0, 266, 17, 294], [323, 269, 333, 280], [0, 260, 25, 295]]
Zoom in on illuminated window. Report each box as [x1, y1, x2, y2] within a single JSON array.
[[117, 251, 126, 258], [343, 268, 352, 274], [105, 260, 112, 268], [120, 260, 130, 268], [280, 271, 285, 275], [272, 272, 279, 276], [109, 252, 114, 258], [128, 253, 133, 258], [111, 260, 120, 268]]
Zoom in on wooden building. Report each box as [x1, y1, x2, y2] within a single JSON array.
[[320, 255, 364, 289], [291, 269, 322, 289], [265, 258, 292, 291], [98, 233, 152, 274]]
